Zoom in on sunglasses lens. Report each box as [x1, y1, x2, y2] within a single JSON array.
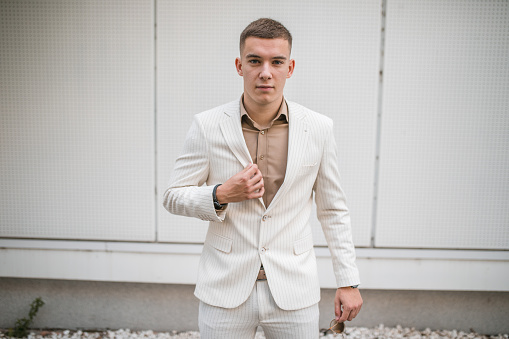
[[329, 319, 345, 334]]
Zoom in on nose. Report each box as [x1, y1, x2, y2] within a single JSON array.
[[259, 62, 272, 80]]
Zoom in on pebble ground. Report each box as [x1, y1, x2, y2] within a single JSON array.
[[0, 325, 509, 339], [1, 326, 508, 339]]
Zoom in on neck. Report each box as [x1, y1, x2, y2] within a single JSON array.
[[243, 95, 283, 127]]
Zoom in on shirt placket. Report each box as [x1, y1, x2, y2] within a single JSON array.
[[257, 128, 268, 176]]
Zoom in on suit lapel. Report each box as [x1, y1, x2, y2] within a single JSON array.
[[266, 102, 309, 213], [219, 101, 252, 168], [219, 101, 266, 208]]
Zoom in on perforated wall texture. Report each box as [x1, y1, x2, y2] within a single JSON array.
[[0, 1, 155, 241], [3, 0, 507, 251], [376, 0, 509, 249], [156, 0, 381, 246]]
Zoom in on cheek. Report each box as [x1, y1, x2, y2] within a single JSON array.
[[243, 74, 255, 85], [277, 76, 288, 86]]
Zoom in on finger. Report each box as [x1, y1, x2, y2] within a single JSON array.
[[351, 304, 362, 319], [335, 301, 341, 321], [251, 178, 264, 192], [348, 309, 357, 321], [348, 310, 355, 321], [248, 169, 263, 185], [257, 186, 265, 198], [247, 186, 264, 199], [338, 308, 350, 323], [242, 163, 254, 175], [245, 164, 259, 178]]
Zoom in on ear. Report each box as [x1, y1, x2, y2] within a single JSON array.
[[286, 59, 295, 78], [235, 57, 243, 76]]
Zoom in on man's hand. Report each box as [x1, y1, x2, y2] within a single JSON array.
[[215, 164, 264, 204], [335, 287, 363, 322]]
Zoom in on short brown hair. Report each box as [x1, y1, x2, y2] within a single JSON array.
[[240, 18, 292, 53]]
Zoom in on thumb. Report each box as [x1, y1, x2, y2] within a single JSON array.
[[335, 299, 341, 321]]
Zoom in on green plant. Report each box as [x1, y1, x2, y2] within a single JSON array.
[[7, 297, 45, 338]]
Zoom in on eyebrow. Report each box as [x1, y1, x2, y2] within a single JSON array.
[[245, 54, 287, 60]]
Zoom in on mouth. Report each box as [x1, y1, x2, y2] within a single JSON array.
[[256, 85, 274, 91]]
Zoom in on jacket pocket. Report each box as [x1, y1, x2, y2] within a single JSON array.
[[298, 162, 318, 177], [207, 232, 233, 254], [293, 233, 314, 255]]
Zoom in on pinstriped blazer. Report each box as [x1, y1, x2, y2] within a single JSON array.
[[163, 99, 360, 311]]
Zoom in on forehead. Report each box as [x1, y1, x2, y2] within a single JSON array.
[[241, 37, 291, 58]]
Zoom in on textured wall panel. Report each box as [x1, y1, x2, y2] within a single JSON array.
[[0, 1, 155, 241], [376, 0, 509, 249], [157, 0, 380, 246]]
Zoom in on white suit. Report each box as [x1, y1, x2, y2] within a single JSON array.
[[163, 99, 360, 311]]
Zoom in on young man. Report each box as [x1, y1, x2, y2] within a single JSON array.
[[163, 18, 362, 339]]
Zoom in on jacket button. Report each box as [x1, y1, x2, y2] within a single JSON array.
[[262, 215, 268, 221]]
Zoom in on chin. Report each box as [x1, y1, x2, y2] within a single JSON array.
[[246, 91, 280, 106], [256, 94, 278, 102]]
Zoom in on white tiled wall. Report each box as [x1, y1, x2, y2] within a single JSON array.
[[0, 0, 155, 241], [376, 0, 509, 249], [1, 0, 508, 251]]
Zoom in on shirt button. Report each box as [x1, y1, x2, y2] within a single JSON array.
[[260, 247, 266, 253], [260, 130, 265, 135], [260, 155, 264, 160]]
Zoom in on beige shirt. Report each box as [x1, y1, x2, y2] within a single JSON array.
[[240, 97, 289, 207]]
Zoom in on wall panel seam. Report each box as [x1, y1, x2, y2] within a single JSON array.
[[371, 0, 386, 248], [154, 0, 159, 242]]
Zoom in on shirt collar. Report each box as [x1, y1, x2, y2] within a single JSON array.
[[240, 95, 289, 130]]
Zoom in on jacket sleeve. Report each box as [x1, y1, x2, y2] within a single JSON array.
[[162, 115, 226, 222], [313, 121, 360, 288]]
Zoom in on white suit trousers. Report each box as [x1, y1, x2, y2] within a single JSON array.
[[198, 280, 319, 339]]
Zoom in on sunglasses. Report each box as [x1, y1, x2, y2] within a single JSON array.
[[327, 319, 345, 334]]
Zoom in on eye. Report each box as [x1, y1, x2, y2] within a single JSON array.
[[248, 59, 260, 64], [273, 60, 284, 65]]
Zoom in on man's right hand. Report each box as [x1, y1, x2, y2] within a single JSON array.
[[215, 164, 264, 204]]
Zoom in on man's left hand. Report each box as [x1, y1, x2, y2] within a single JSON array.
[[335, 287, 363, 322]]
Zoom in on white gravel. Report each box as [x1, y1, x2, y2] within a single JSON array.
[[0, 325, 509, 339], [1, 326, 508, 339]]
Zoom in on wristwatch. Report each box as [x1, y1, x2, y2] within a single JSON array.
[[212, 184, 227, 210], [351, 285, 359, 289]]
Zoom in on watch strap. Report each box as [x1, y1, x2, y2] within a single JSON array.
[[212, 184, 227, 210]]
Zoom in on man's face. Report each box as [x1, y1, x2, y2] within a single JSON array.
[[235, 37, 295, 110]]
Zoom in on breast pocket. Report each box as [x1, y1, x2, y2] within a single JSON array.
[[297, 162, 318, 177]]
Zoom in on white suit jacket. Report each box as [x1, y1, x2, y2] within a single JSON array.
[[163, 99, 360, 311]]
